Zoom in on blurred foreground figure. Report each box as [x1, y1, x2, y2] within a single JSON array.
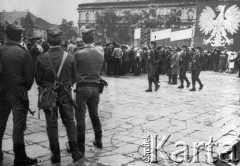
[[0, 24, 37, 166]]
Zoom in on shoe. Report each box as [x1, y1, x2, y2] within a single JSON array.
[[50, 143, 61, 165], [178, 85, 184, 89], [170, 82, 177, 85], [187, 82, 191, 88], [189, 88, 196, 91], [69, 141, 84, 162], [14, 143, 38, 166], [199, 84, 204, 90], [93, 140, 103, 149], [155, 85, 160, 91], [167, 81, 171, 84], [0, 151, 3, 163], [145, 89, 152, 92]]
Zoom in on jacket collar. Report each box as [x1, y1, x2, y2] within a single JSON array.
[[6, 40, 20, 46], [48, 46, 62, 52]]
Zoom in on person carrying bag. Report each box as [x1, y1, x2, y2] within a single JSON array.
[[35, 28, 83, 165]]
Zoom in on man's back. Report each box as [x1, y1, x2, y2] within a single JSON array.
[[35, 47, 77, 87], [1, 40, 34, 91], [74, 46, 104, 83]]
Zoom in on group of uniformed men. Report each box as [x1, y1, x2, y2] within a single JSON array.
[[0, 24, 103, 166]]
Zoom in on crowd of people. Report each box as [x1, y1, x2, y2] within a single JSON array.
[[11, 35, 240, 82], [1, 22, 240, 166]]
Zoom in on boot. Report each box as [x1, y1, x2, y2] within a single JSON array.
[[178, 85, 184, 89], [93, 132, 102, 149], [50, 143, 61, 165], [0, 142, 3, 163], [0, 151, 3, 164], [189, 87, 196, 91], [187, 82, 191, 88], [93, 140, 102, 149], [154, 84, 160, 91], [145, 89, 152, 92], [77, 135, 85, 154], [69, 141, 83, 163], [14, 143, 37, 166], [199, 84, 204, 90]]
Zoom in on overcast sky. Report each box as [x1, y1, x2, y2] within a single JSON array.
[[0, 0, 95, 25]]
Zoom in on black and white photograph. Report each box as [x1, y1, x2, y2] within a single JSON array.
[[0, 0, 240, 165]]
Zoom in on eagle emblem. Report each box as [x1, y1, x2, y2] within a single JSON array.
[[199, 5, 240, 47]]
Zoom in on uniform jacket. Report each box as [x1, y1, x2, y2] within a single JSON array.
[[170, 52, 180, 75], [179, 51, 191, 69], [148, 49, 161, 67], [191, 53, 207, 71], [74, 45, 104, 84], [1, 40, 34, 91], [35, 47, 77, 87]]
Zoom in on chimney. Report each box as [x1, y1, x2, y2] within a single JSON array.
[[26, 9, 29, 12], [2, 10, 5, 12], [13, 9, 17, 12]]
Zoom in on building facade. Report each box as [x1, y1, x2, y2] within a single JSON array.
[[77, 0, 197, 43]]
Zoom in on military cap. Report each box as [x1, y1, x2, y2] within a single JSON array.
[[47, 28, 63, 42], [5, 24, 23, 33], [82, 29, 94, 36]]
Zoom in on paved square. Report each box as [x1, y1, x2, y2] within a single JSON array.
[[1, 71, 240, 166]]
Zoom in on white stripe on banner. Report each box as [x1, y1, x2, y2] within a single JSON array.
[[170, 28, 193, 41], [134, 28, 141, 39], [150, 28, 193, 41], [151, 29, 171, 41]]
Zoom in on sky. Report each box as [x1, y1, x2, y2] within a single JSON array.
[[0, 0, 96, 25]]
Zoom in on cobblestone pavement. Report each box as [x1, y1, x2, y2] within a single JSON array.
[[1, 71, 240, 166]]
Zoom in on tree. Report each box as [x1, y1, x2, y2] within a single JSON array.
[[95, 7, 117, 41], [22, 12, 34, 37], [59, 19, 78, 40]]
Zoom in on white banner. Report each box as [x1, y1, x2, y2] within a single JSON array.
[[170, 28, 193, 41], [151, 29, 171, 41], [134, 28, 141, 39], [150, 28, 193, 41]]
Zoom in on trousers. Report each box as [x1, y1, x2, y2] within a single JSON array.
[[0, 91, 29, 147], [75, 85, 102, 146], [191, 70, 202, 87], [44, 94, 77, 145]]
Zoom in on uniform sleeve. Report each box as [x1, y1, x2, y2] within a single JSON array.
[[34, 56, 44, 87], [23, 51, 34, 90]]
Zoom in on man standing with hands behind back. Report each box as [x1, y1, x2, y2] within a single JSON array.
[[0, 24, 37, 166], [74, 29, 104, 156]]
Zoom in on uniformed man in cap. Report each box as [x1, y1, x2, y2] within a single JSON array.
[[74, 29, 104, 154], [145, 41, 160, 92], [35, 28, 83, 165], [189, 46, 206, 91], [178, 45, 191, 89], [0, 24, 37, 165]]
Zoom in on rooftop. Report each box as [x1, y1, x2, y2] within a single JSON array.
[[0, 11, 58, 29]]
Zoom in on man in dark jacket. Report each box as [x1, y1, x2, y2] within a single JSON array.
[[0, 24, 37, 165], [74, 29, 104, 155], [189, 46, 206, 91], [178, 45, 191, 89], [145, 42, 160, 92], [35, 28, 82, 165]]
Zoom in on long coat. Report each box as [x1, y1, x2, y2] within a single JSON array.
[[170, 52, 180, 75]]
